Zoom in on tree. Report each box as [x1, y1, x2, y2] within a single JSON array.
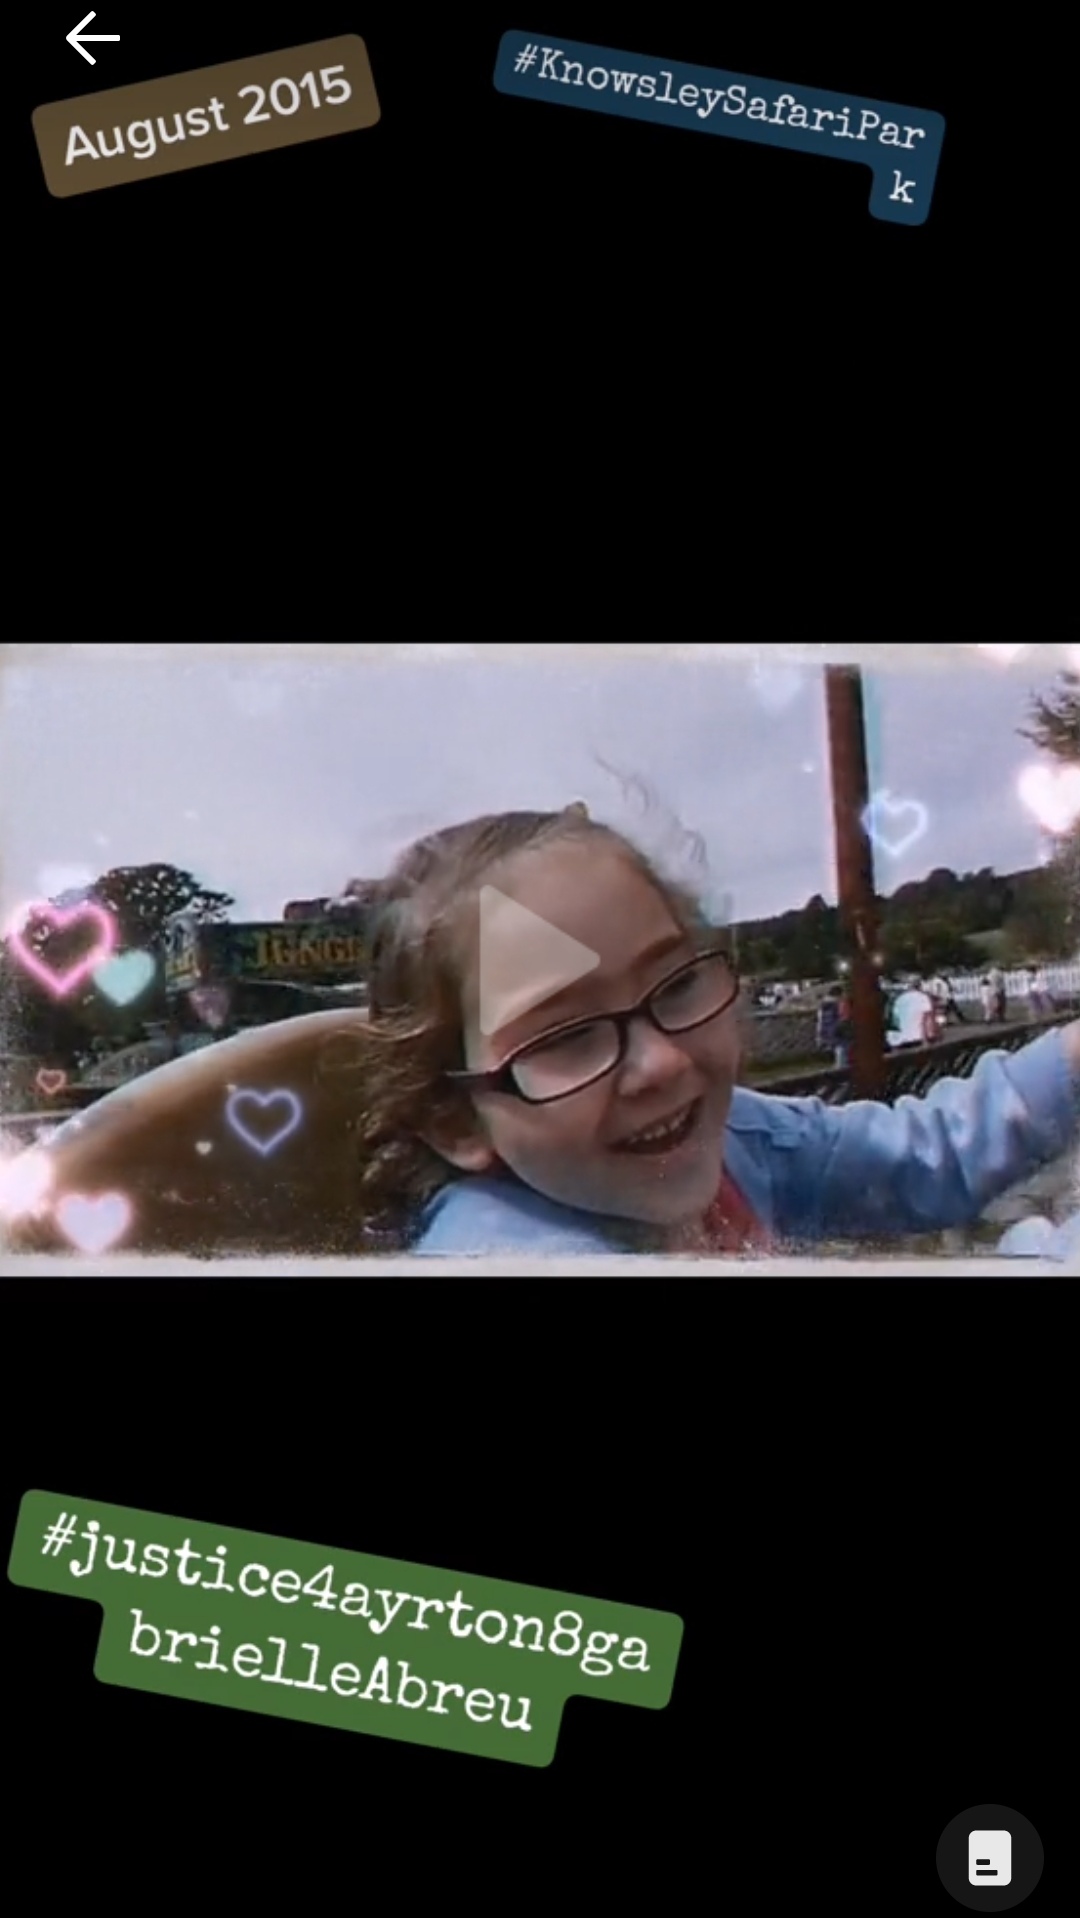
[[1000, 870, 1075, 962], [880, 917, 970, 975], [88, 865, 234, 949], [1018, 671, 1080, 949], [1018, 670, 1080, 765], [787, 896, 839, 978]]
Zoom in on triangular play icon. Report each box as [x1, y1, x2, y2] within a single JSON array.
[[478, 886, 601, 1038]]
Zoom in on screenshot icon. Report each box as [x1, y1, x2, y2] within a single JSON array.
[[969, 1831, 1011, 1886]]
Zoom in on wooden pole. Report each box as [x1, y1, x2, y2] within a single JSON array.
[[824, 665, 887, 1098]]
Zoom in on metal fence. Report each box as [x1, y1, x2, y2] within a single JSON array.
[[744, 978, 1080, 1069], [757, 1011, 1073, 1106]]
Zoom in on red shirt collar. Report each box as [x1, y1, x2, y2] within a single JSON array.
[[700, 1169, 773, 1254]]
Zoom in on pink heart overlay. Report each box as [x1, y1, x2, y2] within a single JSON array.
[[1017, 764, 1080, 836], [36, 1068, 67, 1098], [56, 1191, 132, 1255], [189, 986, 232, 1030], [0, 1149, 55, 1221], [8, 900, 117, 999]]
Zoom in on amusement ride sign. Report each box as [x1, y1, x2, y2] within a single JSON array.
[[163, 916, 368, 994]]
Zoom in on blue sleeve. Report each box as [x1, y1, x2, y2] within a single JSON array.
[[995, 1209, 1080, 1264], [768, 1029, 1079, 1240], [412, 1177, 618, 1256]]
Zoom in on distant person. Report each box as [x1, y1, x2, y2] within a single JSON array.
[[887, 980, 938, 1050], [943, 975, 966, 1024], [980, 976, 996, 1023], [834, 989, 853, 1069], [816, 988, 841, 1059], [1030, 967, 1055, 1019], [926, 973, 952, 1034], [988, 964, 1006, 1023], [1015, 966, 1037, 1023]]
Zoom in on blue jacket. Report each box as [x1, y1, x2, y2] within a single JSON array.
[[414, 1028, 1080, 1257]]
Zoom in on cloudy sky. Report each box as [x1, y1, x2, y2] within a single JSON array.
[[0, 644, 1073, 928]]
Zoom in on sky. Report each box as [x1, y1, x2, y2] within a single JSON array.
[[0, 645, 1074, 929]]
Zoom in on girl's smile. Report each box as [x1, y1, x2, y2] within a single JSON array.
[[610, 1095, 704, 1154]]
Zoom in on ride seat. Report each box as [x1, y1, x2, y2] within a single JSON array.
[[2, 1010, 375, 1259]]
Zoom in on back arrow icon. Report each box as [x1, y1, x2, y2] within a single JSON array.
[[67, 11, 120, 65]]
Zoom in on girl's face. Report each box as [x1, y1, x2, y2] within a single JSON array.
[[442, 841, 741, 1228]]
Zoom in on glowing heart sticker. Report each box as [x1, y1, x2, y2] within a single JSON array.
[[1017, 764, 1080, 836], [189, 985, 232, 1030], [861, 789, 929, 860], [7, 899, 117, 999], [92, 950, 156, 1006], [225, 1087, 303, 1158], [35, 1068, 67, 1098], [56, 1191, 133, 1255], [0, 1149, 54, 1221]]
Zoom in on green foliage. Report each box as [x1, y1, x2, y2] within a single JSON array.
[[1017, 670, 1080, 948], [90, 865, 235, 947], [738, 672, 1079, 981], [737, 861, 1072, 981], [999, 866, 1076, 963], [1018, 670, 1080, 766]]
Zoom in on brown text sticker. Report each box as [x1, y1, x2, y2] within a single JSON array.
[[33, 37, 380, 199]]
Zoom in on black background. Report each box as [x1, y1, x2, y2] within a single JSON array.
[[3, 1279, 1071, 1906]]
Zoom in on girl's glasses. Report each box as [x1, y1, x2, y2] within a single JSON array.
[[445, 946, 739, 1105]]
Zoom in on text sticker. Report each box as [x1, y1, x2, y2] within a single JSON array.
[[9, 1492, 683, 1769], [33, 37, 380, 199], [495, 34, 946, 226]]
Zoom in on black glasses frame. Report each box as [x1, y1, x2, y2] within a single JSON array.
[[445, 944, 740, 1106]]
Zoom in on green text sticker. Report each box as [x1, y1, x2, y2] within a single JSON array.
[[8, 1492, 683, 1768]]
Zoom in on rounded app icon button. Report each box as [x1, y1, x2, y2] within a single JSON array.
[[936, 1804, 1044, 1910]]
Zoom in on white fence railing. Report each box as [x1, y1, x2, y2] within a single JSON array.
[[946, 965, 1080, 1001]]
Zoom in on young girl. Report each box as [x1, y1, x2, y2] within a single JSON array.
[[351, 806, 1080, 1257]]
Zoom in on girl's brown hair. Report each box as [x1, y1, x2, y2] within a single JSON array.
[[349, 805, 715, 1247]]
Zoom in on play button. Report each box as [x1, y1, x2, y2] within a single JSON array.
[[478, 886, 600, 1038]]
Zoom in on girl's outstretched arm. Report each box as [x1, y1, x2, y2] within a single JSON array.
[[764, 1024, 1080, 1242]]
